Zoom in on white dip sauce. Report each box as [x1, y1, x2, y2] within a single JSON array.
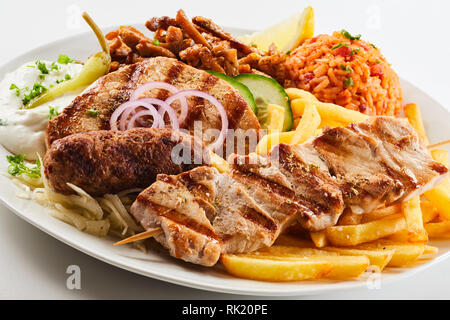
[[0, 60, 83, 160]]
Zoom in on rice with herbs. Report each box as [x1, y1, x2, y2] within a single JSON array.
[[285, 31, 402, 115]]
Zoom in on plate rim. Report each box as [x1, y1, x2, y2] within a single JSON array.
[[0, 26, 449, 297]]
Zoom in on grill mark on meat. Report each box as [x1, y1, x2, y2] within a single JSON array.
[[183, 73, 219, 127], [136, 198, 218, 240], [239, 205, 277, 232], [46, 57, 260, 153]]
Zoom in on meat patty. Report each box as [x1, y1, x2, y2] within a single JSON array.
[[46, 57, 261, 154], [43, 128, 210, 196]]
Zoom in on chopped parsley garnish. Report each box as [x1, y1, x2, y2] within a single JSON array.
[[50, 62, 59, 72], [35, 60, 49, 74], [6, 154, 41, 179], [376, 60, 381, 64], [351, 47, 361, 55], [152, 40, 160, 46], [286, 50, 292, 56], [22, 83, 48, 106], [86, 109, 98, 117], [57, 54, 74, 64], [340, 64, 353, 73], [370, 43, 377, 49], [48, 106, 59, 119], [0, 119, 7, 126], [250, 43, 257, 48], [341, 29, 361, 40], [56, 74, 71, 84], [332, 43, 349, 50], [9, 83, 26, 97], [344, 77, 354, 87], [39, 74, 45, 80]]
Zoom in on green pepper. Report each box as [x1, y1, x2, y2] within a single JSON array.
[[27, 12, 111, 109]]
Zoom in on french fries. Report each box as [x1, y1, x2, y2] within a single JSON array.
[[425, 221, 450, 238], [319, 247, 395, 271], [355, 242, 426, 267], [291, 98, 368, 124], [424, 149, 450, 220], [209, 152, 230, 173], [221, 254, 332, 281], [324, 214, 406, 246], [402, 197, 428, 242], [290, 102, 321, 144], [286, 87, 318, 102], [267, 104, 285, 132], [404, 103, 429, 144], [222, 249, 369, 281], [255, 131, 295, 155], [310, 231, 328, 248]]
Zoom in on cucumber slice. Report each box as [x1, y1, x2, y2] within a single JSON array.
[[206, 70, 258, 115], [234, 74, 293, 131]]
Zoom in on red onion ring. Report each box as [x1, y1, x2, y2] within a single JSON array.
[[131, 81, 189, 123], [165, 90, 229, 152], [139, 98, 179, 130], [127, 110, 161, 130], [110, 100, 164, 130]]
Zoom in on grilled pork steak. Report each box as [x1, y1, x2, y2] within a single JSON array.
[[130, 117, 448, 266], [46, 57, 260, 152], [44, 128, 210, 196], [313, 116, 448, 213]]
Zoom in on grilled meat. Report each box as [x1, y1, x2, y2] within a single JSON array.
[[313, 116, 448, 213], [130, 117, 448, 266], [44, 128, 210, 196], [46, 57, 260, 151]]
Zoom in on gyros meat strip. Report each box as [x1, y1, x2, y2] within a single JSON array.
[[46, 57, 260, 151], [130, 117, 448, 266], [44, 128, 210, 196]]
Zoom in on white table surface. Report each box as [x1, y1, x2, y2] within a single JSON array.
[[0, 0, 449, 299]]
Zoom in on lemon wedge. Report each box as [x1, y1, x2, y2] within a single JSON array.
[[238, 6, 314, 52]]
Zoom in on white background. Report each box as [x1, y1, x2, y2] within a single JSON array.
[[0, 0, 449, 299]]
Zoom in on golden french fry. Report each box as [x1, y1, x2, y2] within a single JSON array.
[[241, 253, 369, 280], [290, 103, 321, 144], [293, 117, 300, 129], [285, 88, 318, 102], [267, 104, 285, 132], [355, 242, 425, 267], [424, 149, 450, 220], [209, 152, 230, 173], [420, 198, 439, 223], [255, 131, 295, 155], [424, 245, 438, 255], [320, 247, 395, 271], [220, 254, 332, 281], [362, 204, 401, 223], [425, 221, 450, 238], [319, 119, 346, 129], [310, 230, 328, 248], [402, 197, 428, 242], [404, 103, 429, 144], [258, 245, 339, 257], [291, 98, 368, 124], [324, 214, 406, 246]]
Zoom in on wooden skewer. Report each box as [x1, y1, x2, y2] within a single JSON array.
[[113, 227, 162, 246], [428, 139, 450, 150]]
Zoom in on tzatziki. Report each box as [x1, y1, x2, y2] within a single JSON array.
[[0, 57, 83, 160]]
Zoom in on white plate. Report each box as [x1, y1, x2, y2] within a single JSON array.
[[0, 26, 449, 297]]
